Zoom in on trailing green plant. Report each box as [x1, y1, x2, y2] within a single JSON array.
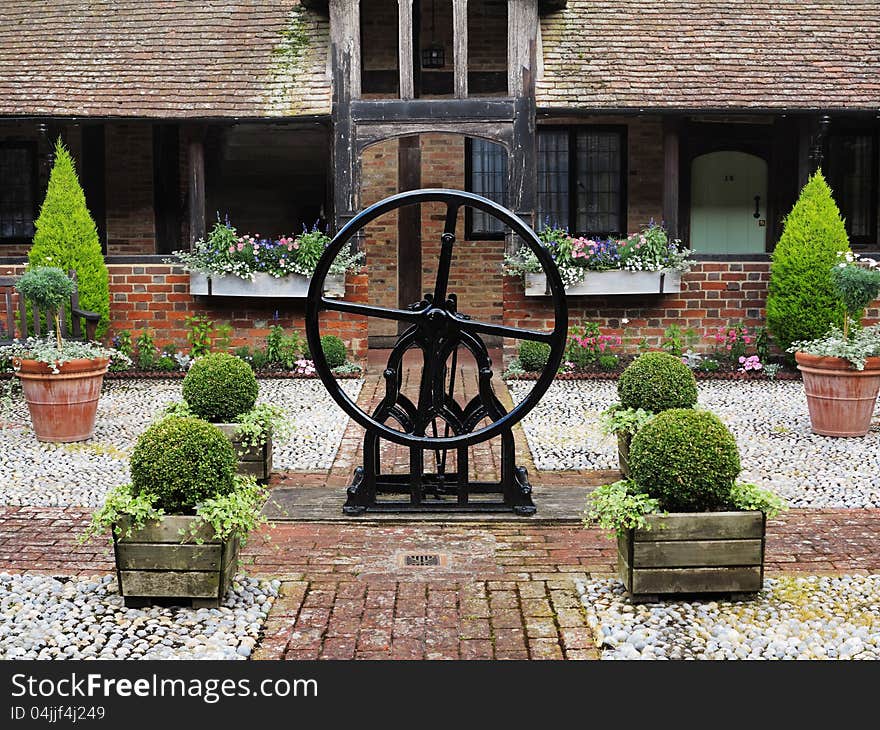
[[584, 480, 661, 536], [502, 358, 526, 379], [234, 403, 291, 451], [599, 404, 655, 437], [628, 408, 741, 512], [0, 337, 119, 375], [135, 329, 157, 371], [182, 352, 258, 421], [29, 139, 110, 337], [82, 483, 163, 541], [728, 482, 787, 519], [616, 352, 698, 413], [186, 315, 214, 357], [789, 324, 880, 371], [129, 415, 237, 513], [331, 361, 363, 376], [15, 267, 74, 349], [766, 170, 850, 353], [518, 340, 551, 372]]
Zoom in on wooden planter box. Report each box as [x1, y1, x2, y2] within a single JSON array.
[[216, 423, 273, 483], [618, 511, 765, 602], [113, 516, 240, 608], [189, 271, 345, 298], [524, 270, 682, 297]]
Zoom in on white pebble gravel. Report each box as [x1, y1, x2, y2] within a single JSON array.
[[578, 575, 880, 660], [0, 572, 280, 660], [0, 378, 361, 507], [508, 379, 880, 508]]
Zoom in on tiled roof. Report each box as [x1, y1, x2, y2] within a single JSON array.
[[0, 0, 330, 118], [538, 0, 880, 110]]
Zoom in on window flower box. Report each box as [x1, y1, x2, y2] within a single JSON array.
[[189, 271, 345, 298], [524, 269, 682, 297]]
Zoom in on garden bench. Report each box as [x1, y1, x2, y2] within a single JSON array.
[[0, 269, 100, 344]]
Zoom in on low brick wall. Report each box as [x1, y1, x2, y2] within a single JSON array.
[[0, 263, 369, 359], [502, 262, 880, 357]]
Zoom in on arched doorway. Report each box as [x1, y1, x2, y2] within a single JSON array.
[[689, 151, 768, 254]]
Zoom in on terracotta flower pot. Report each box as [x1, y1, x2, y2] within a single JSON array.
[[794, 351, 880, 437], [13, 357, 110, 442]]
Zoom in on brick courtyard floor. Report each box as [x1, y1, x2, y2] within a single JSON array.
[[1, 353, 879, 660]]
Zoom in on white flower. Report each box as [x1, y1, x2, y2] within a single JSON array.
[[621, 318, 630, 325]]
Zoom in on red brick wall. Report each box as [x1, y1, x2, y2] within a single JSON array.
[[0, 263, 368, 359], [502, 262, 880, 359]]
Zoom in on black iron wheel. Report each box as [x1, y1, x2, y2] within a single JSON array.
[[306, 189, 568, 449]]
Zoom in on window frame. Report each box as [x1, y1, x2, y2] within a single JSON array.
[[537, 124, 628, 238], [464, 136, 508, 241], [0, 141, 38, 244], [825, 126, 879, 248]]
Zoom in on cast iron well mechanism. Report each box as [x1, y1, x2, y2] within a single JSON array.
[[306, 190, 568, 515]]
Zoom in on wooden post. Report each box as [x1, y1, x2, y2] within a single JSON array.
[[662, 117, 681, 239], [187, 128, 205, 249], [397, 136, 421, 329], [508, 0, 537, 98], [453, 0, 468, 99], [398, 0, 414, 100]]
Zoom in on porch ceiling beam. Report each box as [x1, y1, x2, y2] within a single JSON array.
[[350, 98, 515, 123]]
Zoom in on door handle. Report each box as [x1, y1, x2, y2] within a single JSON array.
[[753, 195, 761, 219]]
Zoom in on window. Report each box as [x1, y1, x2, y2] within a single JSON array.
[[465, 138, 507, 238], [826, 131, 878, 247], [0, 144, 37, 241], [537, 127, 626, 236]]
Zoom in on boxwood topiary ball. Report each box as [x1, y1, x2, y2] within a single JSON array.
[[617, 352, 698, 413], [182, 352, 258, 422], [130, 416, 236, 512], [518, 340, 551, 372], [628, 408, 741, 512]]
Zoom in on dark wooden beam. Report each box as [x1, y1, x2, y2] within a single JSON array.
[[539, 0, 568, 12], [301, 0, 329, 13], [187, 127, 206, 248], [662, 117, 681, 239], [351, 98, 515, 123], [397, 136, 421, 327]]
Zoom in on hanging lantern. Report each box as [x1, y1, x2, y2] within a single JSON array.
[[421, 42, 445, 69]]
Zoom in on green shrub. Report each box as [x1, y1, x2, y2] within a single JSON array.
[[518, 340, 551, 372], [129, 416, 236, 512], [597, 353, 620, 371], [29, 139, 110, 337], [629, 409, 741, 512], [182, 352, 258, 421], [766, 170, 850, 353], [305, 334, 347, 368], [617, 352, 697, 413]]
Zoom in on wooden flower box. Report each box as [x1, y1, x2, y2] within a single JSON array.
[[113, 516, 240, 608], [524, 270, 682, 297], [617, 511, 765, 602], [215, 423, 273, 484], [189, 271, 345, 298], [617, 432, 631, 478]]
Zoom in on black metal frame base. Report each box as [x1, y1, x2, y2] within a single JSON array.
[[343, 465, 537, 516]]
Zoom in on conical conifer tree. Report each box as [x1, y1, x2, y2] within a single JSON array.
[[29, 138, 109, 337], [766, 170, 850, 352]]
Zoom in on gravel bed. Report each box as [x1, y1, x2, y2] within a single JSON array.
[[578, 575, 880, 660], [508, 379, 880, 508], [0, 573, 279, 660], [0, 378, 362, 507]]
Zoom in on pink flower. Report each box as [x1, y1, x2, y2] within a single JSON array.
[[228, 246, 235, 253], [237, 242, 244, 251]]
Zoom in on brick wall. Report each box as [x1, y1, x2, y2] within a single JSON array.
[[0, 263, 369, 359], [502, 262, 880, 358]]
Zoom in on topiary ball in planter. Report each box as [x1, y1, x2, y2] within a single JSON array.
[[617, 352, 698, 413], [182, 352, 258, 422], [628, 408, 741, 512], [130, 415, 237, 512]]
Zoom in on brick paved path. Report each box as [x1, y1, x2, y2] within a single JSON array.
[[2, 507, 879, 660]]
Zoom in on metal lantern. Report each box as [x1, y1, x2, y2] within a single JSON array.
[[421, 42, 445, 69]]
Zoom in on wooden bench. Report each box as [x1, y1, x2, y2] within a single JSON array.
[[0, 269, 101, 344]]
